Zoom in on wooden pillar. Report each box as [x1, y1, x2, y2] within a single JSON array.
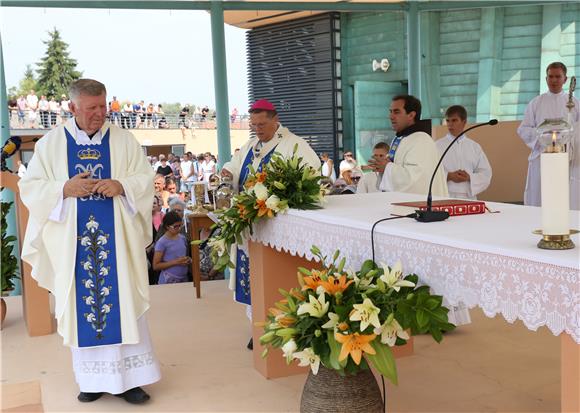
[[539, 4, 562, 94], [0, 172, 54, 336], [561, 333, 580, 413]]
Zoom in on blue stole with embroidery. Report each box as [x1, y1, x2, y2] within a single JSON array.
[[235, 143, 278, 305], [66, 128, 122, 347], [387, 135, 405, 162]]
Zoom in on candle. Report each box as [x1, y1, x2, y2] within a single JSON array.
[[540, 151, 570, 235]]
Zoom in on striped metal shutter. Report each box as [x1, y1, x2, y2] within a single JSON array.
[[246, 13, 342, 159]]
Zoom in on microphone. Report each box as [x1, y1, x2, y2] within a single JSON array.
[[415, 119, 498, 223], [1, 136, 22, 172]]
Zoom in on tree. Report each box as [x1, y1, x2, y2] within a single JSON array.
[[8, 65, 38, 99], [36, 28, 82, 98]]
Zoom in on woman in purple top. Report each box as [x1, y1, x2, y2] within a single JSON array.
[[153, 211, 190, 284]]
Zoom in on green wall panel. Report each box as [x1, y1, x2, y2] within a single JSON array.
[[499, 5, 543, 120]]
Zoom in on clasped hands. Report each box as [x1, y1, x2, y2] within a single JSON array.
[[447, 170, 471, 183], [63, 171, 125, 199]]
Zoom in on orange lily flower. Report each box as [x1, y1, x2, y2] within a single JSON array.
[[334, 332, 377, 365], [290, 289, 306, 301], [302, 269, 326, 291], [268, 307, 284, 317], [244, 177, 256, 189], [255, 199, 274, 217], [319, 274, 354, 295], [256, 171, 267, 183], [276, 315, 297, 327]]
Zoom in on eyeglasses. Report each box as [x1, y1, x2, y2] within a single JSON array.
[[168, 222, 183, 230]]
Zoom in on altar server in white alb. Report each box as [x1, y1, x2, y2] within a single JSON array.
[[517, 62, 580, 206], [436, 105, 492, 199], [357, 142, 389, 194], [19, 79, 160, 405], [373, 95, 447, 196], [221, 99, 320, 349]]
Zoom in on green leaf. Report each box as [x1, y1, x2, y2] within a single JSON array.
[[366, 341, 398, 385], [416, 308, 429, 329]]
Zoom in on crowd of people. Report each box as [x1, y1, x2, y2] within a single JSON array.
[[147, 151, 220, 285], [8, 90, 244, 130]]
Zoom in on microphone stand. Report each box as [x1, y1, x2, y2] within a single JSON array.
[[415, 119, 498, 222]]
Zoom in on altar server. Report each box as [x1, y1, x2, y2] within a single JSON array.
[[19, 79, 160, 404], [221, 99, 320, 348], [436, 105, 492, 199], [357, 142, 389, 194], [517, 62, 580, 206], [376, 95, 448, 196]]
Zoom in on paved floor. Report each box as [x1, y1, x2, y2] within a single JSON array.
[[1, 280, 560, 412]]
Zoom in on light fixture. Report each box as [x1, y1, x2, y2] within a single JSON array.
[[372, 58, 390, 72]]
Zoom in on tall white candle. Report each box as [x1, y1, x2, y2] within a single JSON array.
[[541, 152, 570, 235]]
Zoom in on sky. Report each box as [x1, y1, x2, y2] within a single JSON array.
[[1, 7, 249, 112]]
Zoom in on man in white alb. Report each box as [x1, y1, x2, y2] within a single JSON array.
[[517, 62, 580, 206], [221, 99, 320, 349], [357, 142, 389, 194], [436, 105, 492, 199], [19, 79, 160, 405], [372, 95, 447, 196]]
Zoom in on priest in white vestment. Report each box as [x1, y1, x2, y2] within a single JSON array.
[[376, 95, 448, 196], [221, 99, 320, 349], [517, 62, 580, 206], [436, 105, 492, 200], [19, 79, 160, 404]]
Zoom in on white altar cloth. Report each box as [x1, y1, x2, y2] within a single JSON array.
[[251, 192, 580, 343]]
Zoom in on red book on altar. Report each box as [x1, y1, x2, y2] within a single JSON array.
[[390, 199, 486, 217]]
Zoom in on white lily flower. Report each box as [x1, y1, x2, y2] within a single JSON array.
[[98, 250, 108, 260], [83, 261, 93, 271], [321, 312, 340, 330], [282, 339, 298, 363], [86, 219, 99, 232], [99, 267, 109, 276], [84, 296, 95, 305], [101, 304, 111, 314], [101, 287, 110, 296], [350, 298, 381, 331], [293, 347, 321, 375], [374, 314, 409, 347], [265, 194, 281, 212], [86, 313, 96, 322], [297, 292, 329, 318], [379, 261, 415, 292], [80, 236, 91, 247], [84, 279, 94, 289], [97, 235, 108, 245], [209, 238, 226, 257], [252, 182, 269, 200]]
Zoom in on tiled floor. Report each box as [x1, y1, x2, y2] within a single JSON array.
[[1, 281, 560, 412]]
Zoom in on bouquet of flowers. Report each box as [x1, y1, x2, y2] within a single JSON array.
[[206, 145, 324, 271], [259, 246, 455, 384]]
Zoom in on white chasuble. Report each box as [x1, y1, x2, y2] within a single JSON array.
[[380, 131, 448, 197], [223, 124, 321, 307], [19, 119, 155, 348]]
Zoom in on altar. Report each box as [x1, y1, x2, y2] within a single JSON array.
[[248, 192, 580, 412]]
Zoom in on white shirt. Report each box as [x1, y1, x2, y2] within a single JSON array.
[[435, 133, 492, 200], [181, 159, 197, 182], [357, 172, 381, 194], [26, 94, 38, 110]]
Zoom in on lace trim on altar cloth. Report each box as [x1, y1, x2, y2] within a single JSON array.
[[251, 215, 580, 343], [75, 351, 156, 375]]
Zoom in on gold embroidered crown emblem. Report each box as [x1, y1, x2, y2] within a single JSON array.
[[77, 148, 101, 160]]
